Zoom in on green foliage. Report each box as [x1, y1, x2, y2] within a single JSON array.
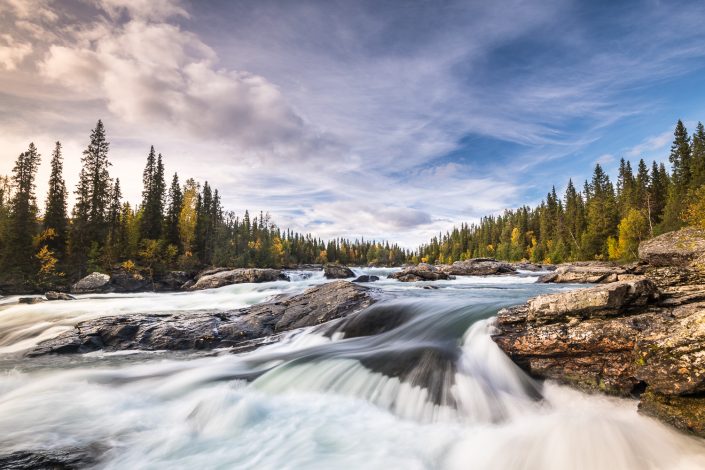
[[683, 186, 705, 230]]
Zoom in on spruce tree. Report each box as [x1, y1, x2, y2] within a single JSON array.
[[43, 141, 68, 258], [139, 147, 165, 240], [165, 172, 182, 249], [691, 122, 705, 189], [71, 120, 112, 276], [6, 143, 41, 280]]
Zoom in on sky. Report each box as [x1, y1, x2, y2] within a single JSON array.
[[2, 0, 705, 247]]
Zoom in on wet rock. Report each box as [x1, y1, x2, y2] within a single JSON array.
[[45, 291, 75, 301], [440, 258, 516, 276], [388, 263, 454, 282], [353, 275, 379, 283], [71, 272, 111, 294], [189, 268, 289, 290], [324, 264, 355, 279], [18, 297, 44, 304], [0, 446, 102, 470], [29, 281, 376, 356]]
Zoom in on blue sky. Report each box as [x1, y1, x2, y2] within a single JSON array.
[[1, 0, 705, 246]]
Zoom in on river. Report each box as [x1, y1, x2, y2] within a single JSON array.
[[1, 269, 704, 469]]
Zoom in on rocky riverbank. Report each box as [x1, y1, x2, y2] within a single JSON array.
[[492, 227, 705, 437]]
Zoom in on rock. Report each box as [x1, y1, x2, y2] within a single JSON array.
[[639, 227, 705, 267], [155, 271, 191, 291], [189, 268, 289, 290], [0, 446, 103, 470], [18, 297, 44, 304], [512, 262, 556, 272], [440, 258, 516, 276], [639, 390, 705, 438], [353, 275, 379, 283], [45, 291, 75, 301], [71, 272, 111, 294], [388, 263, 454, 282], [492, 228, 705, 437], [493, 279, 661, 395], [525, 278, 659, 324], [324, 264, 355, 279], [537, 262, 630, 283], [29, 281, 376, 356], [110, 269, 149, 292]]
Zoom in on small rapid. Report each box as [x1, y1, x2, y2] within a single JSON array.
[[1, 269, 704, 469]]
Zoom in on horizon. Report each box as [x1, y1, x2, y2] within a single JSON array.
[[3, 0, 705, 248]]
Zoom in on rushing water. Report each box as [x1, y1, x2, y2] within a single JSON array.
[[1, 269, 704, 469]]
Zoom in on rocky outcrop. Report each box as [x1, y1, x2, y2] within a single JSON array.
[[439, 258, 516, 276], [537, 261, 641, 283], [189, 268, 289, 290], [29, 281, 376, 356], [154, 271, 191, 291], [18, 297, 44, 304], [110, 269, 150, 292], [492, 227, 705, 437], [324, 264, 355, 279], [71, 272, 111, 294], [45, 291, 75, 301], [388, 263, 454, 282]]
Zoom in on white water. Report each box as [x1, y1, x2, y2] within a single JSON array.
[[1, 269, 704, 469]]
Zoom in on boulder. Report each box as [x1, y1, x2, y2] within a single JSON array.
[[155, 271, 192, 291], [440, 258, 516, 276], [512, 262, 555, 272], [45, 291, 76, 301], [324, 264, 355, 279], [71, 272, 111, 294], [388, 263, 454, 282], [353, 275, 379, 283], [189, 268, 289, 290], [537, 263, 630, 283], [18, 297, 44, 304], [29, 281, 376, 356], [110, 269, 150, 292]]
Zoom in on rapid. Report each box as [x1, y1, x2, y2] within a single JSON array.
[[1, 269, 704, 469]]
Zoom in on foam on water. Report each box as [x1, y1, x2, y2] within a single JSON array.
[[1, 269, 704, 469]]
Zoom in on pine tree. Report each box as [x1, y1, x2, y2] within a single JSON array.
[[165, 172, 182, 249], [5, 143, 41, 280], [690, 122, 705, 189], [139, 147, 166, 240], [43, 141, 68, 258], [669, 119, 692, 189], [72, 120, 112, 271], [583, 164, 618, 258]]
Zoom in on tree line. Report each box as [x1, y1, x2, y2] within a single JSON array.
[[0, 120, 409, 291], [414, 119, 705, 265]]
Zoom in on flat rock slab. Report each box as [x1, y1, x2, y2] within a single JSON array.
[[324, 265, 355, 279], [439, 258, 516, 276], [29, 281, 376, 356], [388, 263, 454, 282]]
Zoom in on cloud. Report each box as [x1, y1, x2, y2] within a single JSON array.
[[95, 0, 189, 21], [625, 130, 673, 159], [0, 34, 32, 70]]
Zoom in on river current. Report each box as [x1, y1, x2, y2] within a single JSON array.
[[1, 269, 704, 469]]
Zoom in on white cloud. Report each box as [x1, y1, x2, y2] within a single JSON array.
[[95, 0, 189, 21], [625, 130, 672, 158], [0, 34, 32, 70]]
